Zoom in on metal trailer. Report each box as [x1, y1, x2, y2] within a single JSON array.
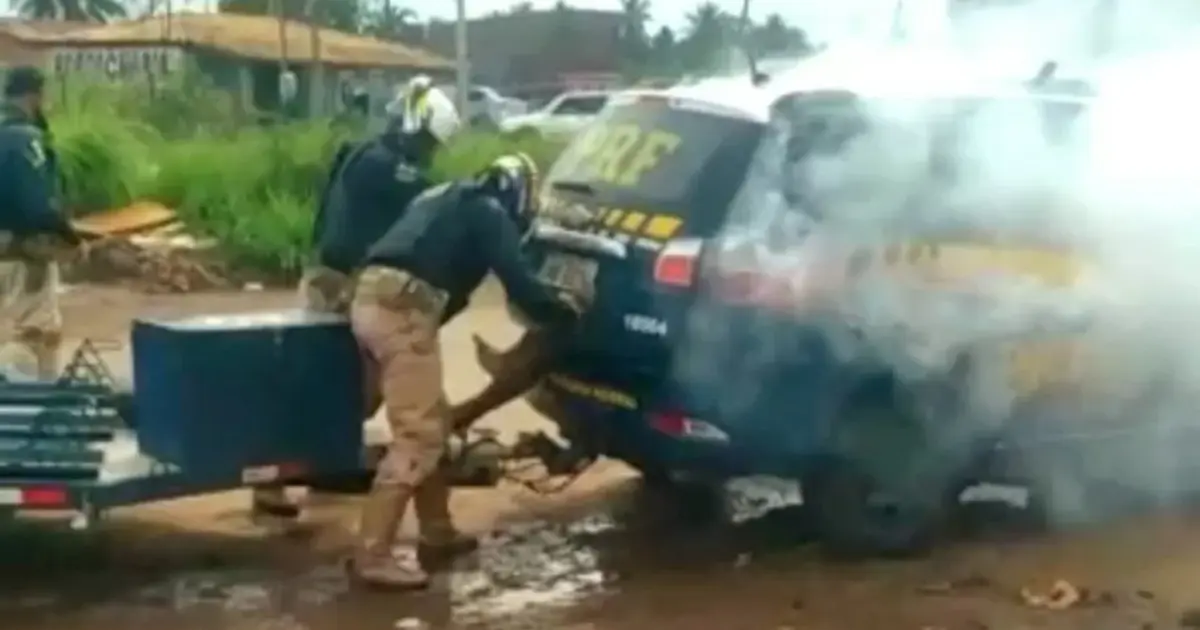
[[0, 309, 371, 528]]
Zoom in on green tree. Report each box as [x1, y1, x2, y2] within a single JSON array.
[[680, 1, 730, 73], [648, 25, 678, 77], [750, 12, 812, 56], [11, 0, 126, 22], [362, 1, 422, 42], [217, 0, 362, 32], [618, 0, 651, 78]]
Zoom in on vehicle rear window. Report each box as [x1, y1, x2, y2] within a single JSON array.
[[545, 97, 764, 214]]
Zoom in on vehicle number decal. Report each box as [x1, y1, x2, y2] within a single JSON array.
[[624, 314, 668, 337]]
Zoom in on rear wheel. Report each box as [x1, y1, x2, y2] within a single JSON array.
[[805, 391, 960, 557]]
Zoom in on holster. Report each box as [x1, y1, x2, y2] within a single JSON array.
[[355, 266, 448, 316]]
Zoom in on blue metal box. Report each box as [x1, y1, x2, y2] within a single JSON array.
[[131, 310, 365, 478]]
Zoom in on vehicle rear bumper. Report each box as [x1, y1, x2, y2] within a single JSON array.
[[526, 377, 809, 481]]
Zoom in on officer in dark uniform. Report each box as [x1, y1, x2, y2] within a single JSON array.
[[249, 122, 442, 519], [0, 66, 79, 380], [346, 152, 582, 589]]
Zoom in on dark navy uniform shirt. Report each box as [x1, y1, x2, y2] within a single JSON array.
[[363, 181, 575, 328], [312, 134, 432, 274], [0, 104, 74, 241]]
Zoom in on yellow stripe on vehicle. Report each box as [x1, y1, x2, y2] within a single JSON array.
[[642, 215, 683, 240], [604, 209, 625, 227], [620, 211, 648, 232], [547, 374, 638, 409]]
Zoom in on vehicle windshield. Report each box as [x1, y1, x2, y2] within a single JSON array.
[[545, 95, 764, 223]]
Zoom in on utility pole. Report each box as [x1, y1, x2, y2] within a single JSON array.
[[455, 0, 470, 123], [306, 0, 322, 116], [275, 0, 288, 72]]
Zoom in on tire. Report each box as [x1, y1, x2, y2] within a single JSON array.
[[805, 392, 958, 558]]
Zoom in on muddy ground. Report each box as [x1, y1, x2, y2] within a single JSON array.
[[3, 284, 1200, 630]]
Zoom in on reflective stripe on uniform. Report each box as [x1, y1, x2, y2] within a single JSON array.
[[400, 93, 431, 134]]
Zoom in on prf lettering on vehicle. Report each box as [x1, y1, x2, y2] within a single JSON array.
[[559, 122, 682, 188], [538, 122, 687, 248], [859, 240, 1087, 398]]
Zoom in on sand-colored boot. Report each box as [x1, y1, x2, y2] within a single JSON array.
[[349, 484, 429, 590], [414, 470, 477, 569]]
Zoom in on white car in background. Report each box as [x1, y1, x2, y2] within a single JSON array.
[[439, 84, 528, 128], [498, 90, 613, 139]]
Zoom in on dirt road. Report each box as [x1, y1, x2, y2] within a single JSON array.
[[4, 284, 1200, 630]]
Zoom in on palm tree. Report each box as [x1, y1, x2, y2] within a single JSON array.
[[681, 1, 729, 72], [618, 0, 651, 74], [12, 0, 126, 22], [217, 0, 361, 31], [363, 1, 419, 42]]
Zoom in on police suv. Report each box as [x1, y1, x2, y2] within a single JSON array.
[[486, 52, 1150, 555]]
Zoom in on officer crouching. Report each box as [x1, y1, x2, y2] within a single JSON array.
[[345, 153, 585, 590], [250, 89, 463, 520], [0, 67, 81, 380]]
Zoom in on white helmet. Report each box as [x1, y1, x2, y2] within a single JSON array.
[[407, 74, 433, 93], [386, 76, 461, 145]]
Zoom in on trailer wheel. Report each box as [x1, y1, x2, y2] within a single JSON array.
[[805, 393, 957, 558]]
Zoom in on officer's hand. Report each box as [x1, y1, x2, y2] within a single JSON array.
[[448, 401, 483, 433]]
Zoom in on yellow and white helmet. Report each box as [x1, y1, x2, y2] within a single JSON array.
[[480, 152, 540, 224], [386, 75, 462, 145]]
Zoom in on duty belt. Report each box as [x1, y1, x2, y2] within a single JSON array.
[[356, 265, 449, 316]]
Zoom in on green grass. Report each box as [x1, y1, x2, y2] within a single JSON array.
[[48, 80, 568, 278]]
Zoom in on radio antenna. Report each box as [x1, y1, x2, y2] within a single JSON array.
[[739, 0, 768, 86]]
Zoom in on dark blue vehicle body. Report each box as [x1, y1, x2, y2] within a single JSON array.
[[505, 82, 1105, 498]]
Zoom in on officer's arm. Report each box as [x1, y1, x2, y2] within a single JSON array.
[[5, 134, 76, 243], [476, 199, 576, 328]]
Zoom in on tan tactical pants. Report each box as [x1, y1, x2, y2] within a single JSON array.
[[251, 265, 354, 511], [349, 265, 457, 586], [0, 259, 62, 381]]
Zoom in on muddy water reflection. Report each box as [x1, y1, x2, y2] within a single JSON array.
[[13, 515, 624, 630]]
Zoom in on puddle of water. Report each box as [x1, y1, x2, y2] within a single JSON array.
[[449, 514, 616, 622], [31, 513, 624, 630]]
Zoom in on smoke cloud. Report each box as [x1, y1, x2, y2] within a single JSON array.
[[673, 0, 1200, 526]]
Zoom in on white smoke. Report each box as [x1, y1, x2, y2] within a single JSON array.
[[673, 0, 1200, 526]]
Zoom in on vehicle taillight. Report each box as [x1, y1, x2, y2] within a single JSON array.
[[20, 486, 68, 507], [650, 411, 730, 443], [653, 239, 702, 288]]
